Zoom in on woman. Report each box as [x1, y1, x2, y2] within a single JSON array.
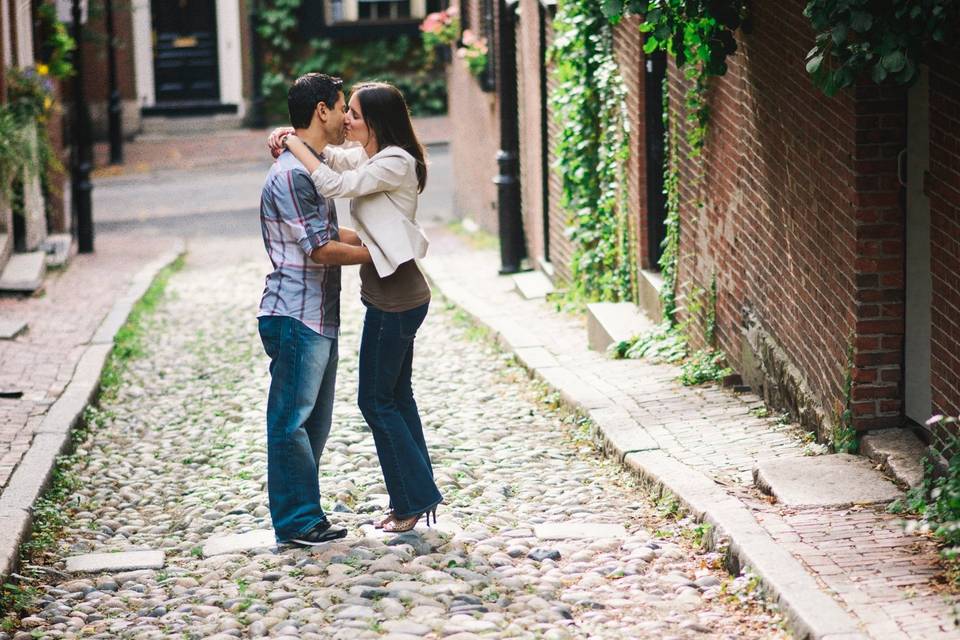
[[269, 82, 442, 533]]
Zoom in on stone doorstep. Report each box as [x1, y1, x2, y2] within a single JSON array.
[[586, 302, 654, 352], [511, 270, 554, 300], [753, 454, 904, 508], [859, 428, 927, 489], [65, 550, 165, 573], [202, 530, 277, 557], [0, 251, 46, 293], [0, 317, 28, 340]]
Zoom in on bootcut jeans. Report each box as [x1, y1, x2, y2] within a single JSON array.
[[258, 315, 338, 542], [358, 301, 442, 519]]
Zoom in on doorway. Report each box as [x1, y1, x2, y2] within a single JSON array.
[[904, 66, 931, 426], [644, 50, 667, 269], [151, 0, 220, 104]]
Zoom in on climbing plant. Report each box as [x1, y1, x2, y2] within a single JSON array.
[[601, 0, 748, 154], [549, 0, 636, 303], [804, 0, 960, 95]]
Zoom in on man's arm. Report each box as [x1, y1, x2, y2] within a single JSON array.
[[310, 241, 371, 265], [339, 227, 363, 246]]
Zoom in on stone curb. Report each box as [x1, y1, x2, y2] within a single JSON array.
[[0, 241, 185, 583], [421, 256, 866, 640]]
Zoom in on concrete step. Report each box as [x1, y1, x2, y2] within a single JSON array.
[[140, 114, 244, 137], [587, 302, 654, 352], [753, 454, 903, 507], [0, 318, 27, 340], [860, 428, 928, 489], [512, 270, 554, 300], [0, 251, 46, 293]]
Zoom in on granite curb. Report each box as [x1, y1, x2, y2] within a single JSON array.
[[421, 256, 867, 640], [0, 241, 185, 583]]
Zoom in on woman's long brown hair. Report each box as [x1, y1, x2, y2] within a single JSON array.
[[353, 82, 428, 193]]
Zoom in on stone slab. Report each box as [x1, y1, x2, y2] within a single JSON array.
[[534, 523, 627, 540], [202, 529, 276, 557], [43, 233, 74, 269], [860, 428, 927, 489], [586, 302, 653, 352], [512, 270, 554, 300], [66, 550, 165, 573], [754, 454, 903, 507], [625, 450, 863, 640], [0, 251, 46, 292], [590, 406, 659, 460], [0, 318, 27, 340]]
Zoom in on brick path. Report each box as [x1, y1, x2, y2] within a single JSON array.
[[0, 234, 177, 490], [422, 227, 959, 639], [93, 116, 451, 176]]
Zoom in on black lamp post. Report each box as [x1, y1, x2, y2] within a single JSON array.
[[105, 0, 123, 164], [71, 0, 94, 252], [249, 0, 267, 128], [493, 0, 524, 274]]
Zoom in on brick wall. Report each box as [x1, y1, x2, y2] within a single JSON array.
[[612, 18, 647, 270], [665, 0, 907, 436], [517, 0, 543, 266], [446, 0, 500, 233], [929, 45, 960, 446], [543, 16, 572, 284]]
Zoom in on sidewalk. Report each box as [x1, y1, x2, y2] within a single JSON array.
[[93, 116, 452, 177], [421, 228, 958, 640]]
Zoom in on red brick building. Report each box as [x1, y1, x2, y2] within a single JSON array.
[[447, 0, 960, 449]]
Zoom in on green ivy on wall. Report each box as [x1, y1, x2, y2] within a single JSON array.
[[549, 0, 636, 303], [804, 0, 960, 95]]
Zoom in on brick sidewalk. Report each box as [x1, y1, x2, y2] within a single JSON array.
[[422, 227, 959, 639], [0, 234, 178, 491], [93, 116, 451, 177]]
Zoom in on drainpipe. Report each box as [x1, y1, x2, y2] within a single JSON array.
[[105, 0, 123, 164], [248, 0, 267, 128], [493, 0, 525, 274], [71, 0, 94, 253]]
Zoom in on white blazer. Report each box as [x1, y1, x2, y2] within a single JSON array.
[[314, 144, 429, 278]]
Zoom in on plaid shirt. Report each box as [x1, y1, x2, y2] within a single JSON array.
[[258, 150, 340, 338]]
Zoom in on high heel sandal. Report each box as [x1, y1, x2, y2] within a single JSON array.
[[382, 505, 438, 534], [374, 510, 394, 530]]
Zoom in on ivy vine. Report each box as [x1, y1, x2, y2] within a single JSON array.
[[602, 0, 748, 155], [804, 0, 960, 95], [549, 0, 636, 303]]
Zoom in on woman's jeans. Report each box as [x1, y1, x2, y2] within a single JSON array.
[[258, 316, 338, 541], [358, 301, 442, 518]]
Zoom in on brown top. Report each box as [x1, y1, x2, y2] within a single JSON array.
[[360, 259, 431, 312]]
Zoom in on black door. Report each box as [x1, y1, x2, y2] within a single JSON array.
[[644, 50, 668, 268], [152, 0, 220, 104]]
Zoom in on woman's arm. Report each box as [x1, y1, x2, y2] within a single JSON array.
[[284, 135, 324, 174], [307, 151, 410, 200], [324, 145, 366, 172]]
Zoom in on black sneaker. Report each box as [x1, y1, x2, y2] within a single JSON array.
[[288, 520, 348, 546]]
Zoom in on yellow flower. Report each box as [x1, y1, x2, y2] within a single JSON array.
[[36, 63, 49, 76], [44, 97, 53, 111]]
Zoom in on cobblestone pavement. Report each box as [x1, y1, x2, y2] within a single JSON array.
[[2, 240, 786, 639], [422, 229, 960, 640], [0, 234, 177, 491]]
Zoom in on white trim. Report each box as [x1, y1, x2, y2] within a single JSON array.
[[215, 0, 245, 116], [1, 0, 12, 68], [131, 0, 155, 106], [14, 0, 33, 66]]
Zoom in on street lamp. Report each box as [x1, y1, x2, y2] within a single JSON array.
[[71, 0, 94, 253], [249, 0, 267, 128], [105, 0, 123, 164]]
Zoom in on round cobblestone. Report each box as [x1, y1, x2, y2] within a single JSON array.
[[1, 245, 785, 639]]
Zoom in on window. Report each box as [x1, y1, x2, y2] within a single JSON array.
[[327, 0, 446, 24]]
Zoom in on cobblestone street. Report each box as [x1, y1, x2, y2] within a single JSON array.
[[2, 237, 786, 639]]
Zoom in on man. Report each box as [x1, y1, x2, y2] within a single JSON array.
[[257, 73, 370, 546]]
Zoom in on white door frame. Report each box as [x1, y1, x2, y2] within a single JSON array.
[[905, 66, 932, 425], [132, 0, 245, 115]]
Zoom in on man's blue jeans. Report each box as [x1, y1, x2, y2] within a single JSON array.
[[358, 301, 442, 519], [258, 316, 337, 541]]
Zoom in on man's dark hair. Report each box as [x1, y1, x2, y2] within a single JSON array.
[[288, 73, 343, 129]]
